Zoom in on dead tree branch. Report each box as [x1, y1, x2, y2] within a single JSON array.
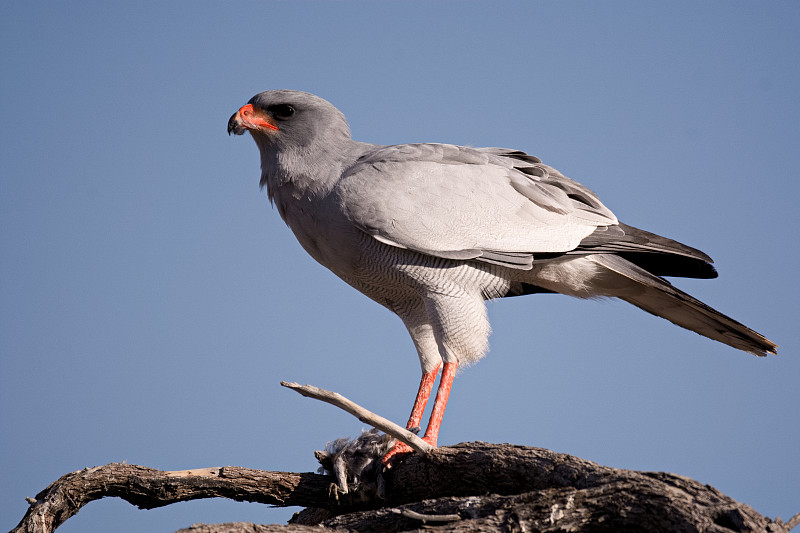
[[12, 443, 795, 533], [10, 383, 797, 533], [10, 464, 331, 533]]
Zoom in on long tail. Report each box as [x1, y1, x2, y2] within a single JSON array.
[[587, 254, 777, 357]]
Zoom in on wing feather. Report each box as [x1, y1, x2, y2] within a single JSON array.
[[336, 144, 618, 269]]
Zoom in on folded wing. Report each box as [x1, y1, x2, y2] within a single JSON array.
[[336, 143, 618, 269]]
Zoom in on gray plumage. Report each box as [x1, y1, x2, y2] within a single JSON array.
[[228, 90, 776, 431], [315, 429, 393, 496]]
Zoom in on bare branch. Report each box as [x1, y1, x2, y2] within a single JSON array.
[[280, 381, 434, 456], [390, 508, 461, 523], [10, 463, 332, 533], [175, 523, 323, 533], [10, 444, 794, 533]]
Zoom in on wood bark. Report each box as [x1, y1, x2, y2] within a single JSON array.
[[11, 442, 797, 533]]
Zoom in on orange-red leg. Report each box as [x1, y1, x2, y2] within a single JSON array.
[[383, 361, 458, 465], [421, 361, 457, 446], [383, 363, 440, 464], [406, 362, 442, 431]]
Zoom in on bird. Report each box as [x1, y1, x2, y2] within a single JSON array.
[[227, 90, 776, 463]]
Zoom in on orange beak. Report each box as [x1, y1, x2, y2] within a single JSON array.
[[227, 104, 279, 135]]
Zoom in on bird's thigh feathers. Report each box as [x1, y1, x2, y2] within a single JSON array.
[[397, 304, 444, 374], [424, 291, 491, 367], [387, 262, 499, 368]]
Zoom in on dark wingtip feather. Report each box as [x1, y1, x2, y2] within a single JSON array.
[[576, 222, 719, 279]]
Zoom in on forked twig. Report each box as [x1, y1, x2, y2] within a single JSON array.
[[280, 381, 434, 456]]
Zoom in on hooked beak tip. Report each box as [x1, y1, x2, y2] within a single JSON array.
[[227, 110, 246, 136]]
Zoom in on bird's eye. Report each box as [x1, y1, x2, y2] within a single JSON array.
[[269, 104, 295, 120]]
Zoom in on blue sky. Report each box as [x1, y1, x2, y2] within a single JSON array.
[[1, 2, 798, 531]]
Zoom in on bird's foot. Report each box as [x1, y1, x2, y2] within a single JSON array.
[[381, 435, 437, 468], [382, 441, 413, 466]]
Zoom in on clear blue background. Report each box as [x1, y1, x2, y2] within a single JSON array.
[[2, 2, 798, 531]]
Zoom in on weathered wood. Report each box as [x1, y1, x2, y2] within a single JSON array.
[[296, 442, 793, 532], [10, 464, 332, 533], [176, 524, 322, 533], [11, 443, 796, 533]]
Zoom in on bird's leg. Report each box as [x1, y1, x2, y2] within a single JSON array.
[[420, 361, 457, 447], [382, 362, 442, 465], [382, 361, 458, 465], [406, 362, 442, 431]]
